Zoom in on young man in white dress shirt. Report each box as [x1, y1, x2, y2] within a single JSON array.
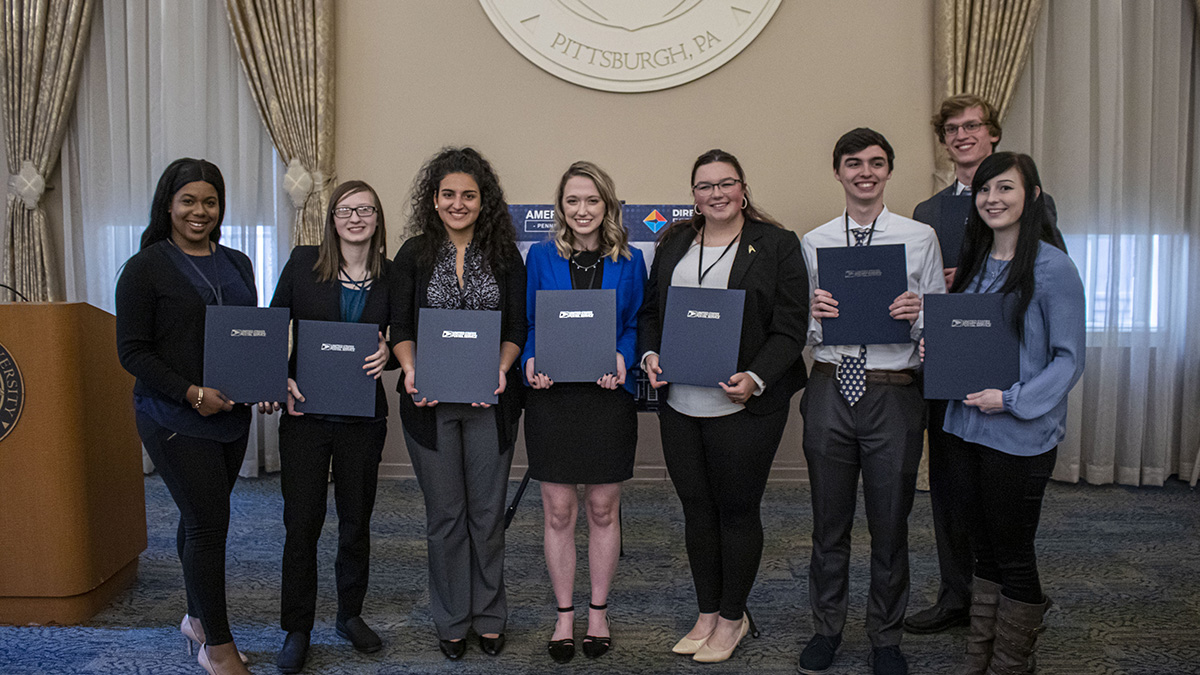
[[797, 128, 944, 675]]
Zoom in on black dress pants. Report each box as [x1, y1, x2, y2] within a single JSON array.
[[925, 399, 975, 611], [279, 414, 386, 632], [943, 433, 1056, 604], [137, 412, 249, 646], [800, 368, 926, 648], [659, 404, 789, 621]]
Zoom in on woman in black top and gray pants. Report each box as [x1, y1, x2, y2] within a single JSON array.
[[115, 158, 254, 675], [393, 147, 526, 660], [263, 181, 397, 672]]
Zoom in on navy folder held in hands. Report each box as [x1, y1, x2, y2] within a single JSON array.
[[923, 293, 1020, 400], [203, 305, 290, 403], [658, 286, 745, 388], [817, 243, 910, 345], [293, 320, 379, 417], [534, 289, 617, 382], [415, 308, 501, 404]]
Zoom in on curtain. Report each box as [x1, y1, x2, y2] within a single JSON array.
[[932, 0, 1045, 186], [0, 0, 93, 301], [225, 0, 334, 246], [1004, 0, 1200, 486], [59, 0, 291, 476]]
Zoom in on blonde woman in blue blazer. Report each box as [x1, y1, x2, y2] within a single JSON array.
[[521, 161, 646, 664]]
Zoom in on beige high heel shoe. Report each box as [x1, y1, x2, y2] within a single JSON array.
[[181, 615, 248, 664], [693, 612, 752, 663], [198, 643, 251, 675]]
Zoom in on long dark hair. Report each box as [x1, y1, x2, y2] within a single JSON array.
[[140, 158, 226, 250], [407, 147, 515, 273], [314, 180, 388, 282], [657, 148, 782, 243], [951, 152, 1045, 337]]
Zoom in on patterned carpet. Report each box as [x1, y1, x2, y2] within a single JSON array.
[[2, 474, 1198, 674]]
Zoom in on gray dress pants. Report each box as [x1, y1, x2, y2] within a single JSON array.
[[405, 403, 513, 639], [800, 366, 926, 648]]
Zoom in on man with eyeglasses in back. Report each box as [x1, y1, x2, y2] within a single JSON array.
[[904, 93, 1065, 637]]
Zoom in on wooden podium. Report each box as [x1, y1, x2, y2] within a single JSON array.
[[0, 302, 146, 625]]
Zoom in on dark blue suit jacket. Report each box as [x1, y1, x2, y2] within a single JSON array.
[[521, 240, 646, 395]]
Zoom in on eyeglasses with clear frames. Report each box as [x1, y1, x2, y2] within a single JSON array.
[[692, 178, 743, 196], [942, 120, 986, 137], [333, 205, 377, 219]]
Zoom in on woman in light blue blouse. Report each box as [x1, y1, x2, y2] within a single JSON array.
[[934, 152, 1084, 675]]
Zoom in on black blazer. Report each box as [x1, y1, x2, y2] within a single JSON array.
[[913, 185, 1065, 259], [638, 219, 809, 415], [116, 240, 257, 404], [270, 245, 401, 419], [392, 234, 527, 450]]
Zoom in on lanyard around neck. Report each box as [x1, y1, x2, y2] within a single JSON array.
[[697, 224, 742, 284], [844, 212, 879, 247], [169, 239, 223, 305]]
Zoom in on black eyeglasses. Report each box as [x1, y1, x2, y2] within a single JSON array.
[[942, 120, 986, 136], [333, 205, 377, 219], [692, 178, 743, 196]]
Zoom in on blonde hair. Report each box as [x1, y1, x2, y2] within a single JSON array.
[[552, 161, 630, 262]]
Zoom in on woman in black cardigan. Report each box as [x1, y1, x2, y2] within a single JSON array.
[[115, 158, 255, 675], [392, 147, 526, 660], [261, 181, 396, 673], [639, 149, 809, 663]]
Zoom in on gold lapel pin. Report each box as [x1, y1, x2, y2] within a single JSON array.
[[748, 244, 756, 254]]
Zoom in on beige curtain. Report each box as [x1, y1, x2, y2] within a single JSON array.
[[0, 0, 94, 301], [931, 0, 1044, 185], [225, 0, 334, 246]]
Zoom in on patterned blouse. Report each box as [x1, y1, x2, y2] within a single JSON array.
[[426, 238, 501, 311]]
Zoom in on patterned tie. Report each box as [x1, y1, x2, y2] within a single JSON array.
[[839, 228, 870, 405]]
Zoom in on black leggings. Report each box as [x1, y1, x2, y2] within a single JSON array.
[[945, 433, 1056, 604], [659, 405, 789, 621], [137, 412, 248, 646]]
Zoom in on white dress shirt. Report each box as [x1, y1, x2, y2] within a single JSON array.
[[801, 206, 945, 371]]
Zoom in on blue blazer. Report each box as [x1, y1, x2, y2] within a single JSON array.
[[521, 240, 646, 395]]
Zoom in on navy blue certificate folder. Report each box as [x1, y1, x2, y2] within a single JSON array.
[[203, 305, 289, 403], [817, 244, 910, 345], [415, 308, 501, 404], [658, 286, 745, 388], [535, 289, 616, 382], [293, 320, 378, 417], [923, 293, 1019, 400]]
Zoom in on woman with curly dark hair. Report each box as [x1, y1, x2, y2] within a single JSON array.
[[391, 147, 526, 660]]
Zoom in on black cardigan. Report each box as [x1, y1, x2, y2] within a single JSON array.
[[116, 240, 257, 404], [392, 235, 527, 450], [638, 219, 809, 415], [270, 245, 401, 419]]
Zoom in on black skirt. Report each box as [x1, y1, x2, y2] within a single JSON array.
[[524, 382, 637, 484]]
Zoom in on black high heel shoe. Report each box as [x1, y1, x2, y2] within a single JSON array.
[[547, 605, 575, 663], [581, 602, 612, 659]]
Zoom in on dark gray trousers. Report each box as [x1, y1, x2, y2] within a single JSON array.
[[405, 403, 513, 640], [800, 367, 926, 647]]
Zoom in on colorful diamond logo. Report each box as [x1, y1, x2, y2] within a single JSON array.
[[643, 209, 668, 233]]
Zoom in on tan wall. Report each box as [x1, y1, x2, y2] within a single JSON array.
[[336, 1, 936, 479]]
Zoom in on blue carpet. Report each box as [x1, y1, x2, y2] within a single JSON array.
[[2, 475, 1199, 674]]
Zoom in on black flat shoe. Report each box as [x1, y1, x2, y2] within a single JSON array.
[[439, 638, 466, 660], [547, 605, 575, 664], [581, 603, 611, 659], [335, 616, 382, 654], [479, 633, 506, 656], [276, 630, 310, 674]]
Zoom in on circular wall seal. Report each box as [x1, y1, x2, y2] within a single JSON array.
[[479, 0, 782, 93], [0, 342, 24, 442]]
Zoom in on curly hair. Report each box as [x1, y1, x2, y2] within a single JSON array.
[[657, 148, 782, 243], [141, 158, 226, 250], [407, 147, 516, 273], [551, 161, 631, 262], [313, 180, 388, 283]]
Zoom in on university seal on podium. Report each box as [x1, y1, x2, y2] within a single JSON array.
[[478, 0, 782, 92], [0, 342, 24, 442]]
